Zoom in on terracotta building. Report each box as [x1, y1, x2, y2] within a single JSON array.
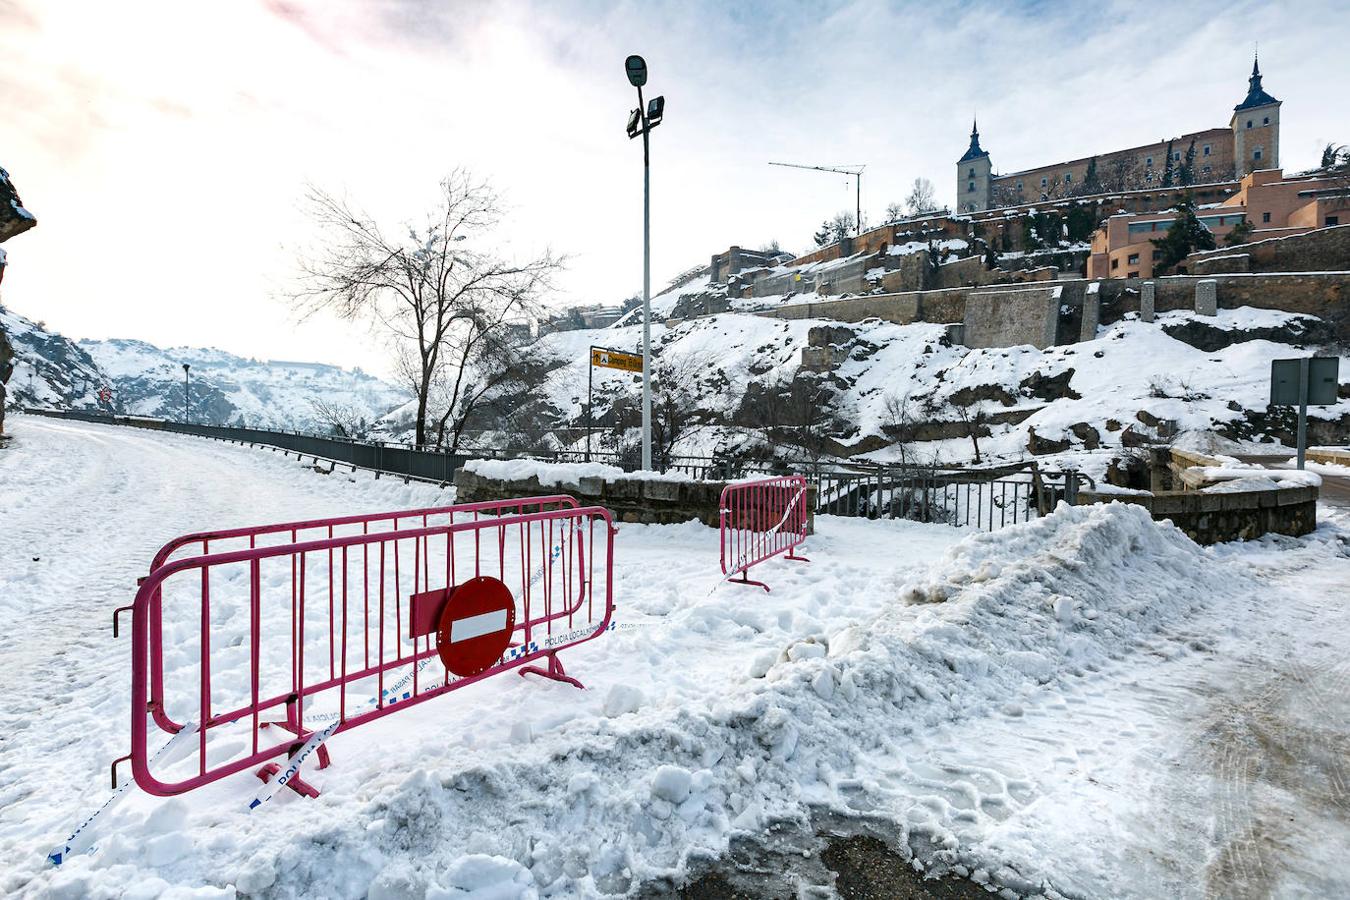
[[1086, 167, 1350, 279], [958, 56, 1280, 213]]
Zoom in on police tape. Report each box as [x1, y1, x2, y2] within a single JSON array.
[[47, 722, 200, 866], [52, 611, 635, 856]]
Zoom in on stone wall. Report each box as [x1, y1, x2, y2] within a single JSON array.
[[1076, 485, 1317, 544], [963, 285, 1061, 349], [1186, 224, 1350, 276], [453, 467, 816, 531], [732, 271, 1350, 349]]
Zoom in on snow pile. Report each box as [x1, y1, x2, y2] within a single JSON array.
[[263, 502, 1233, 898], [1193, 466, 1321, 489], [67, 504, 1232, 896]]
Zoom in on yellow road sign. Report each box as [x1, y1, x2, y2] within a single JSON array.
[[590, 347, 643, 373]]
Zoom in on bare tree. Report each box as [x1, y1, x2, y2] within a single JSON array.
[[289, 171, 560, 449], [884, 201, 906, 223], [905, 178, 939, 216], [880, 393, 920, 468], [948, 391, 987, 464], [308, 398, 370, 438]]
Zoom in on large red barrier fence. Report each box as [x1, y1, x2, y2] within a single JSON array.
[[719, 475, 809, 591], [122, 496, 615, 799]]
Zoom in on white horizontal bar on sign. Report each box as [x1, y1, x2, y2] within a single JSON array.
[[449, 609, 509, 643]]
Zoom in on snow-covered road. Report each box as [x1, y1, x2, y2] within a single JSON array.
[[2, 415, 1349, 899]]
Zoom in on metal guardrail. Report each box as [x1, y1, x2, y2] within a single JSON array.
[[21, 408, 1090, 531]]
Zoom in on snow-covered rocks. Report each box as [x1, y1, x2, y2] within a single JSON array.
[[650, 765, 693, 804]]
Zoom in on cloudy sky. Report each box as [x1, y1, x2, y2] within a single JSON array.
[[2, 0, 1348, 376]]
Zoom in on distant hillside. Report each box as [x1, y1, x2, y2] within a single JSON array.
[[1, 305, 405, 432]]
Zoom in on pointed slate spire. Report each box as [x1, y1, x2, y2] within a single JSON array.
[[959, 116, 989, 163], [1235, 50, 1278, 111]]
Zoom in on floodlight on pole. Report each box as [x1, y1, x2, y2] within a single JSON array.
[[623, 53, 664, 472], [182, 363, 191, 425]]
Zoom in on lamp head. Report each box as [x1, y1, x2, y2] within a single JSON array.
[[625, 55, 647, 88]]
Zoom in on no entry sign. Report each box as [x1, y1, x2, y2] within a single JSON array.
[[436, 576, 516, 676]]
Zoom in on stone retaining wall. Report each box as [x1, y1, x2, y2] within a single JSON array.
[[1076, 485, 1317, 544], [454, 468, 816, 531]]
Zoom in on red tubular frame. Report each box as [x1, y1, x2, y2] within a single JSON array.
[[718, 475, 810, 592], [128, 498, 614, 797], [137, 497, 580, 736]]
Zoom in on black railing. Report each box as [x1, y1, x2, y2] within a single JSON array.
[[20, 408, 1090, 531]]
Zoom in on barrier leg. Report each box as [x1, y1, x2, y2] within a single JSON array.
[[255, 762, 321, 799], [786, 548, 810, 564], [261, 718, 331, 770], [731, 569, 771, 593], [519, 651, 584, 689]]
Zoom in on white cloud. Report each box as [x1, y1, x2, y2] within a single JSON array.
[[1, 0, 1346, 377]]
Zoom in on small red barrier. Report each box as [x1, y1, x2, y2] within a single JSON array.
[[719, 475, 809, 591], [124, 496, 615, 798]]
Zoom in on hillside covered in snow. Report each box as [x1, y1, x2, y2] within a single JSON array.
[[0, 305, 405, 432], [448, 303, 1350, 477]]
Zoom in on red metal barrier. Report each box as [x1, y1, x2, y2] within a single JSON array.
[[719, 475, 809, 591], [125, 497, 614, 798]]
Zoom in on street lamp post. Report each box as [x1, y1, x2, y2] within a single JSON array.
[[182, 363, 191, 425], [624, 54, 664, 471]]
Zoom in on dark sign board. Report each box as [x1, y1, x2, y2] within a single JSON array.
[[1270, 357, 1340, 406]]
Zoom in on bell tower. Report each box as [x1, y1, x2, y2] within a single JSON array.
[[957, 119, 992, 212], [1230, 53, 1280, 175]]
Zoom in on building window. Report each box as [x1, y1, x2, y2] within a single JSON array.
[[1111, 258, 1119, 270], [1128, 253, 1140, 265], [1145, 172, 1153, 182], [1152, 249, 1162, 261], [1145, 156, 1153, 167], [1329, 216, 1342, 226], [1127, 271, 1140, 278], [1262, 211, 1271, 223], [1064, 172, 1072, 183], [1173, 151, 1181, 161], [968, 181, 975, 192], [1016, 180, 1023, 191], [1203, 144, 1211, 157], [1041, 176, 1048, 187], [1253, 147, 1263, 161], [1246, 120, 1253, 129], [968, 167, 975, 177], [1263, 116, 1270, 125]]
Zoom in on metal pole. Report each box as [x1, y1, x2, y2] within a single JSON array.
[[639, 86, 653, 472], [1297, 357, 1309, 470], [586, 348, 594, 463], [855, 173, 861, 236]]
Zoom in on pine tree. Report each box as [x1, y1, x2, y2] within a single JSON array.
[[1180, 139, 1197, 187], [1151, 194, 1216, 273], [1083, 157, 1101, 194], [1160, 140, 1175, 188], [812, 220, 833, 247], [1224, 219, 1254, 246]]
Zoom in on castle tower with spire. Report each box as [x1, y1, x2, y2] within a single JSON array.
[[1230, 52, 1281, 175], [954, 55, 1282, 212], [956, 118, 992, 213]]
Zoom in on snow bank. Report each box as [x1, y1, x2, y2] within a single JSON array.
[[79, 503, 1232, 898]]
